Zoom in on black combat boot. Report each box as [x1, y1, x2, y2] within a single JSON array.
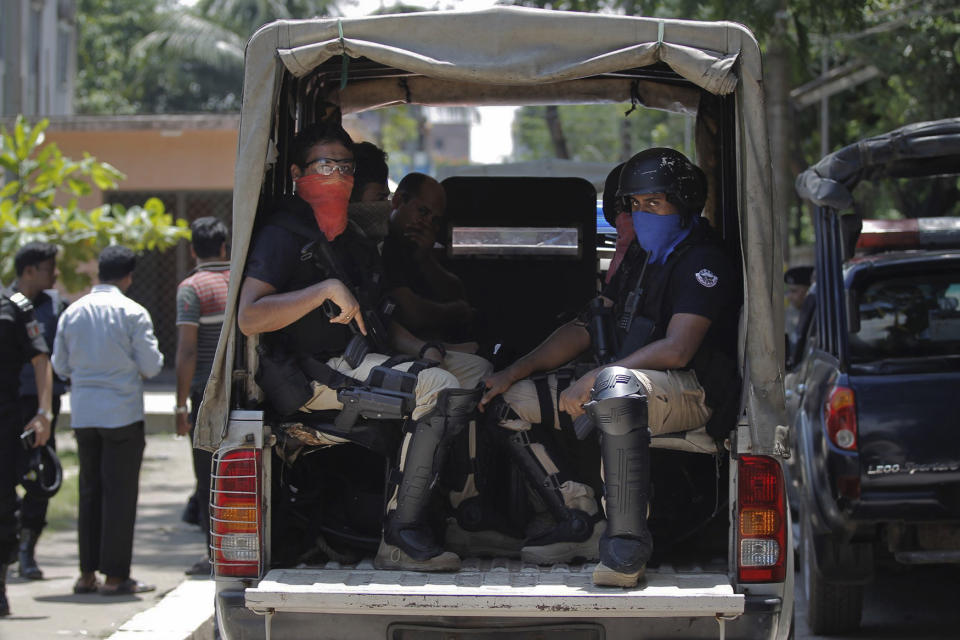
[[0, 563, 10, 616], [18, 527, 43, 580], [445, 495, 524, 559], [592, 425, 653, 587], [376, 388, 480, 571], [585, 367, 654, 588], [584, 367, 653, 587], [504, 427, 602, 565], [483, 397, 602, 565]]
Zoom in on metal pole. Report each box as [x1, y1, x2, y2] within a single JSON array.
[[820, 42, 830, 157]]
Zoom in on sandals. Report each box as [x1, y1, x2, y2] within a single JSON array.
[[98, 578, 156, 596], [73, 577, 102, 594]]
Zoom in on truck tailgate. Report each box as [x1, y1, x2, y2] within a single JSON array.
[[853, 371, 960, 485], [245, 560, 743, 618]]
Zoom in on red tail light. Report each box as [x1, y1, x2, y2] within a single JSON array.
[[737, 456, 786, 583], [211, 448, 262, 578], [825, 386, 857, 450]]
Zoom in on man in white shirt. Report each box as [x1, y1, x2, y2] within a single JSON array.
[[52, 246, 164, 596]]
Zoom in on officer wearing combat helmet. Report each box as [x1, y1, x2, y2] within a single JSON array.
[[238, 122, 489, 572], [0, 263, 54, 615], [480, 148, 740, 587]]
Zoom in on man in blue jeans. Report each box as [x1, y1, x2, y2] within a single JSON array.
[[53, 246, 164, 595]]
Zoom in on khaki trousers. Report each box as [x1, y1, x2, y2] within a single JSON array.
[[497, 368, 712, 514], [301, 350, 493, 513], [302, 350, 492, 420], [502, 368, 711, 436]]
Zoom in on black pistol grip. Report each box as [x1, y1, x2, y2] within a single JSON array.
[[322, 300, 339, 319], [342, 334, 370, 370]]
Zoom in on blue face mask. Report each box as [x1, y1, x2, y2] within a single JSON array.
[[631, 210, 691, 264]]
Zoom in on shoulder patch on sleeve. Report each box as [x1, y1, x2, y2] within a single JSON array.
[[27, 320, 42, 339], [695, 268, 719, 288], [10, 291, 34, 313]]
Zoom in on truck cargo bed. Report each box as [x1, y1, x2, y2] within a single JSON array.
[[245, 559, 742, 618]]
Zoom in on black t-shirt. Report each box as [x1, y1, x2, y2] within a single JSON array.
[[244, 196, 384, 358], [0, 290, 49, 404], [381, 235, 437, 299], [603, 218, 740, 402]]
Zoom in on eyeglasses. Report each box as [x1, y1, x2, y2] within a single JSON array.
[[304, 157, 356, 176]]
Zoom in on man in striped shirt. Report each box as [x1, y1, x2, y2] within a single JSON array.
[[175, 216, 230, 576]]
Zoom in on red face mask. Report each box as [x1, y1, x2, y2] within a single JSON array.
[[294, 173, 354, 241]]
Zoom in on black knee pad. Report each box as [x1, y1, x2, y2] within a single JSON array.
[[434, 386, 483, 442], [587, 367, 649, 438]]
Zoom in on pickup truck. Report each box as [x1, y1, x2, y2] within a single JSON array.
[[194, 8, 793, 639], [789, 119, 960, 635]]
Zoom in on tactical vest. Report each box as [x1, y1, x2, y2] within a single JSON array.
[[603, 223, 742, 440], [259, 202, 386, 360]]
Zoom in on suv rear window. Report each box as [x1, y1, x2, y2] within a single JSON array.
[[850, 269, 960, 362]]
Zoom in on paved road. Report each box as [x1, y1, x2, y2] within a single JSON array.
[[2, 433, 211, 640], [794, 561, 960, 638]]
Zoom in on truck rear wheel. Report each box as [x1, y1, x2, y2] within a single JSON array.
[[802, 520, 864, 635]]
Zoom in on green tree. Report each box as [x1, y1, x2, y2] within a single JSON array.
[[76, 0, 337, 114], [129, 0, 337, 111], [0, 117, 190, 290], [75, 0, 162, 114], [513, 104, 692, 163]]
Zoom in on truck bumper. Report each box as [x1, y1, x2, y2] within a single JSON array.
[[217, 589, 786, 640]]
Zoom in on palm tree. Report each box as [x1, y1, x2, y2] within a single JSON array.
[[133, 0, 337, 76]]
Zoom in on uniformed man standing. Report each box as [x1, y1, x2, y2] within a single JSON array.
[[12, 242, 67, 581], [1, 265, 54, 616], [480, 148, 740, 588]]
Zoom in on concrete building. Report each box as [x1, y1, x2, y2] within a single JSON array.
[[0, 0, 77, 117]]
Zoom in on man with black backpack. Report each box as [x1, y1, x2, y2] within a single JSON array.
[[479, 148, 741, 587]]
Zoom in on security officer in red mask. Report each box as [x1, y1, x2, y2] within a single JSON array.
[[238, 122, 486, 572]]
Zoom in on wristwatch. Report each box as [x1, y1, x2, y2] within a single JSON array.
[[36, 408, 53, 421], [174, 405, 190, 415], [419, 341, 447, 360]]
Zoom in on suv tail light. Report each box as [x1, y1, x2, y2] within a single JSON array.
[[737, 456, 786, 583], [211, 448, 262, 578], [825, 386, 858, 450]]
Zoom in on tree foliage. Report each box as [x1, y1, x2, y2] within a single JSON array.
[[0, 117, 190, 290], [76, 0, 337, 115], [513, 104, 692, 164]]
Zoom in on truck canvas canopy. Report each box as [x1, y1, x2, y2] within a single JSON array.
[[195, 6, 785, 455], [796, 117, 960, 210]]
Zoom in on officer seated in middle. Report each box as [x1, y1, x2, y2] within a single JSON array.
[[237, 122, 490, 572], [479, 148, 740, 587]]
